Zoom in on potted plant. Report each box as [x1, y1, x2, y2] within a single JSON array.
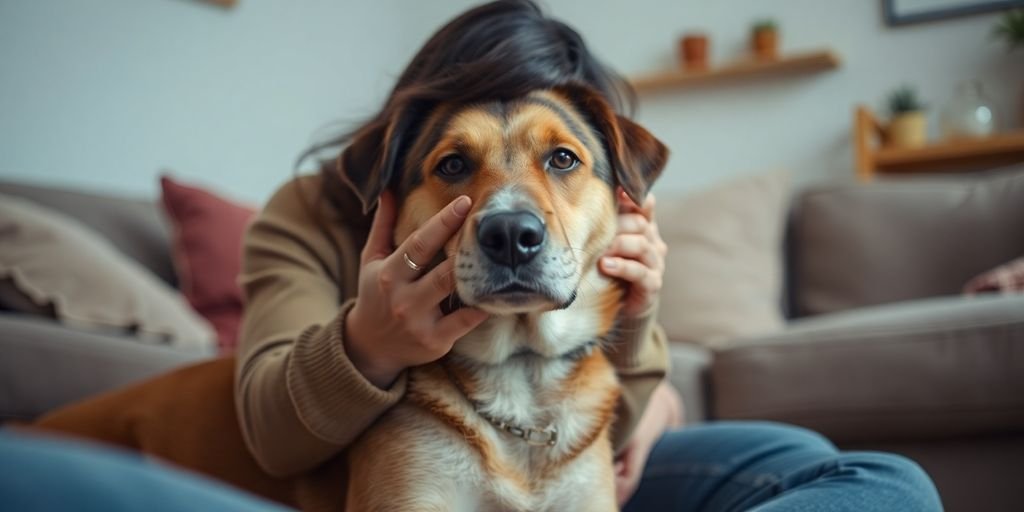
[[887, 86, 928, 148], [680, 32, 710, 71], [992, 9, 1024, 127], [751, 19, 779, 60]]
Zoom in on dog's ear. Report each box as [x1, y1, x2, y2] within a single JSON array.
[[558, 85, 669, 206], [338, 105, 419, 214]]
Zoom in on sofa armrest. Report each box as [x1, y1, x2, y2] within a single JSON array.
[[710, 295, 1024, 443], [667, 341, 712, 424]]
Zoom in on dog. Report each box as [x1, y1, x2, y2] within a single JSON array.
[[340, 84, 668, 512]]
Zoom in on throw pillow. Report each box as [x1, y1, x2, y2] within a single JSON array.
[[655, 171, 790, 348], [964, 256, 1024, 294], [160, 176, 256, 353], [0, 194, 216, 351]]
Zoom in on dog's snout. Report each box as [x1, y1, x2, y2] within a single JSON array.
[[476, 212, 546, 268]]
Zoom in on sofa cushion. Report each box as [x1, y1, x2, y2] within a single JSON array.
[[710, 294, 1024, 442], [0, 194, 215, 350], [791, 169, 1024, 316], [160, 176, 256, 353], [656, 171, 789, 347], [0, 180, 176, 285], [0, 313, 212, 421]]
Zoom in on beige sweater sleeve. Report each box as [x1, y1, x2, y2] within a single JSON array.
[[235, 175, 407, 477], [606, 310, 670, 453]]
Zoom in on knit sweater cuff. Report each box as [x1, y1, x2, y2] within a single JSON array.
[[607, 308, 658, 369], [285, 299, 407, 444]]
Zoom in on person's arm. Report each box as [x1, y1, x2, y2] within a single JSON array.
[[606, 312, 670, 452], [235, 176, 405, 477]]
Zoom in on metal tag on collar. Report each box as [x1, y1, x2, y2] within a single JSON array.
[[523, 427, 558, 447]]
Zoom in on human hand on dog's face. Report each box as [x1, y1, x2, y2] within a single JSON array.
[[345, 191, 490, 389], [599, 188, 668, 319]]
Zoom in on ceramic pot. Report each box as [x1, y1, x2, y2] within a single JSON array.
[[887, 111, 928, 148], [752, 30, 778, 60], [680, 34, 709, 71]]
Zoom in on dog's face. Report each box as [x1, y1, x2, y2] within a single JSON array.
[[342, 86, 667, 319]]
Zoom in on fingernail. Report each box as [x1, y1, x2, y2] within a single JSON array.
[[603, 257, 617, 269], [453, 196, 471, 217]]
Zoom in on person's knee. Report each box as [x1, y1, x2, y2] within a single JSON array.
[[843, 452, 942, 509], [728, 421, 836, 454]]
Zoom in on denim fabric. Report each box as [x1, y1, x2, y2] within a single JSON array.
[[624, 422, 943, 512], [0, 431, 291, 512]]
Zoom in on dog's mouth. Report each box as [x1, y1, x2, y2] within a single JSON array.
[[452, 279, 577, 315]]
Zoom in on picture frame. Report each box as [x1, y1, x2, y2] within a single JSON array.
[[883, 0, 1024, 25]]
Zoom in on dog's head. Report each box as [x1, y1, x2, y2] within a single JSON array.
[[341, 85, 667, 321]]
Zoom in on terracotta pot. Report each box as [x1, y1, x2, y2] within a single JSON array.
[[887, 111, 928, 148], [752, 29, 778, 60], [679, 34, 709, 71]]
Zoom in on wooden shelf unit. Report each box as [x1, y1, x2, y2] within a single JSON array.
[[854, 105, 1024, 180], [630, 50, 840, 93]]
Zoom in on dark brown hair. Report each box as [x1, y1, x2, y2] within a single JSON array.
[[300, 0, 635, 218]]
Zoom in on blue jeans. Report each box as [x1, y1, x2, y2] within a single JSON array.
[[1, 423, 941, 511], [624, 422, 943, 511]]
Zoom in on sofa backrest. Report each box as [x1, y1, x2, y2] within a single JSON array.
[[788, 168, 1024, 317], [0, 180, 177, 286]]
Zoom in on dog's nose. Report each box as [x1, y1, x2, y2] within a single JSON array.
[[477, 212, 546, 268]]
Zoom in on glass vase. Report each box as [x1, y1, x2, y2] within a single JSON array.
[[940, 81, 997, 139]]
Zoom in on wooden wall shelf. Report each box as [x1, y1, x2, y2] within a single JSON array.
[[854, 105, 1024, 180], [630, 50, 841, 93]]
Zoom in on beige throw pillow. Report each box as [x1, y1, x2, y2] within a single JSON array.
[[655, 171, 789, 348], [0, 194, 215, 352]]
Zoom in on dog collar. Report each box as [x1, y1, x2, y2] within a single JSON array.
[[476, 410, 559, 447], [440, 360, 564, 448]]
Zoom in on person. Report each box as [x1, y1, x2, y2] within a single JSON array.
[[233, 1, 942, 510]]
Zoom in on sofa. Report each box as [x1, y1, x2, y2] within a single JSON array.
[[2, 172, 1022, 511]]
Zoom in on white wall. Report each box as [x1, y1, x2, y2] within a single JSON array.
[[2, 0, 1022, 202], [0, 0, 410, 202]]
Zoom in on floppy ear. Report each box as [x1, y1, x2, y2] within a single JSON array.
[[338, 105, 419, 214], [557, 85, 669, 206]]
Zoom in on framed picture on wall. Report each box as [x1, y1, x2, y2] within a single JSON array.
[[884, 0, 1024, 25]]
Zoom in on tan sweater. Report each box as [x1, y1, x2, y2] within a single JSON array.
[[235, 174, 669, 478]]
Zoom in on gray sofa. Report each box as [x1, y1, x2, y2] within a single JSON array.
[[666, 169, 1024, 512], [0, 181, 211, 421], [2, 172, 1022, 511]]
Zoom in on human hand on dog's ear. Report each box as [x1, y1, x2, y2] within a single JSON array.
[[345, 191, 490, 389], [599, 188, 668, 319]]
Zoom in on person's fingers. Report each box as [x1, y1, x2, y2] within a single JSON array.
[[617, 213, 650, 236], [405, 258, 459, 305], [392, 195, 471, 277], [601, 257, 661, 293], [606, 234, 660, 269], [434, 306, 489, 343], [363, 191, 397, 262]]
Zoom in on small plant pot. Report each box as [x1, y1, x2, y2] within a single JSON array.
[[752, 29, 778, 60], [887, 111, 928, 148], [680, 34, 709, 71]]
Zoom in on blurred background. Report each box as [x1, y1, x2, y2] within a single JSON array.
[[2, 0, 1022, 202]]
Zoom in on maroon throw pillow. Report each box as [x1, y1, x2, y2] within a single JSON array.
[[160, 175, 256, 353], [964, 256, 1024, 295]]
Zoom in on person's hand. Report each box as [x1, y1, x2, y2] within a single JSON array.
[[345, 191, 490, 389], [614, 382, 685, 506], [599, 189, 668, 319]]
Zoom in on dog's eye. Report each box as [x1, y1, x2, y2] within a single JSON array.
[[548, 149, 579, 171], [436, 155, 468, 179]]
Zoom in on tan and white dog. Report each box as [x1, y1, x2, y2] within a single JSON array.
[[343, 85, 668, 512]]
